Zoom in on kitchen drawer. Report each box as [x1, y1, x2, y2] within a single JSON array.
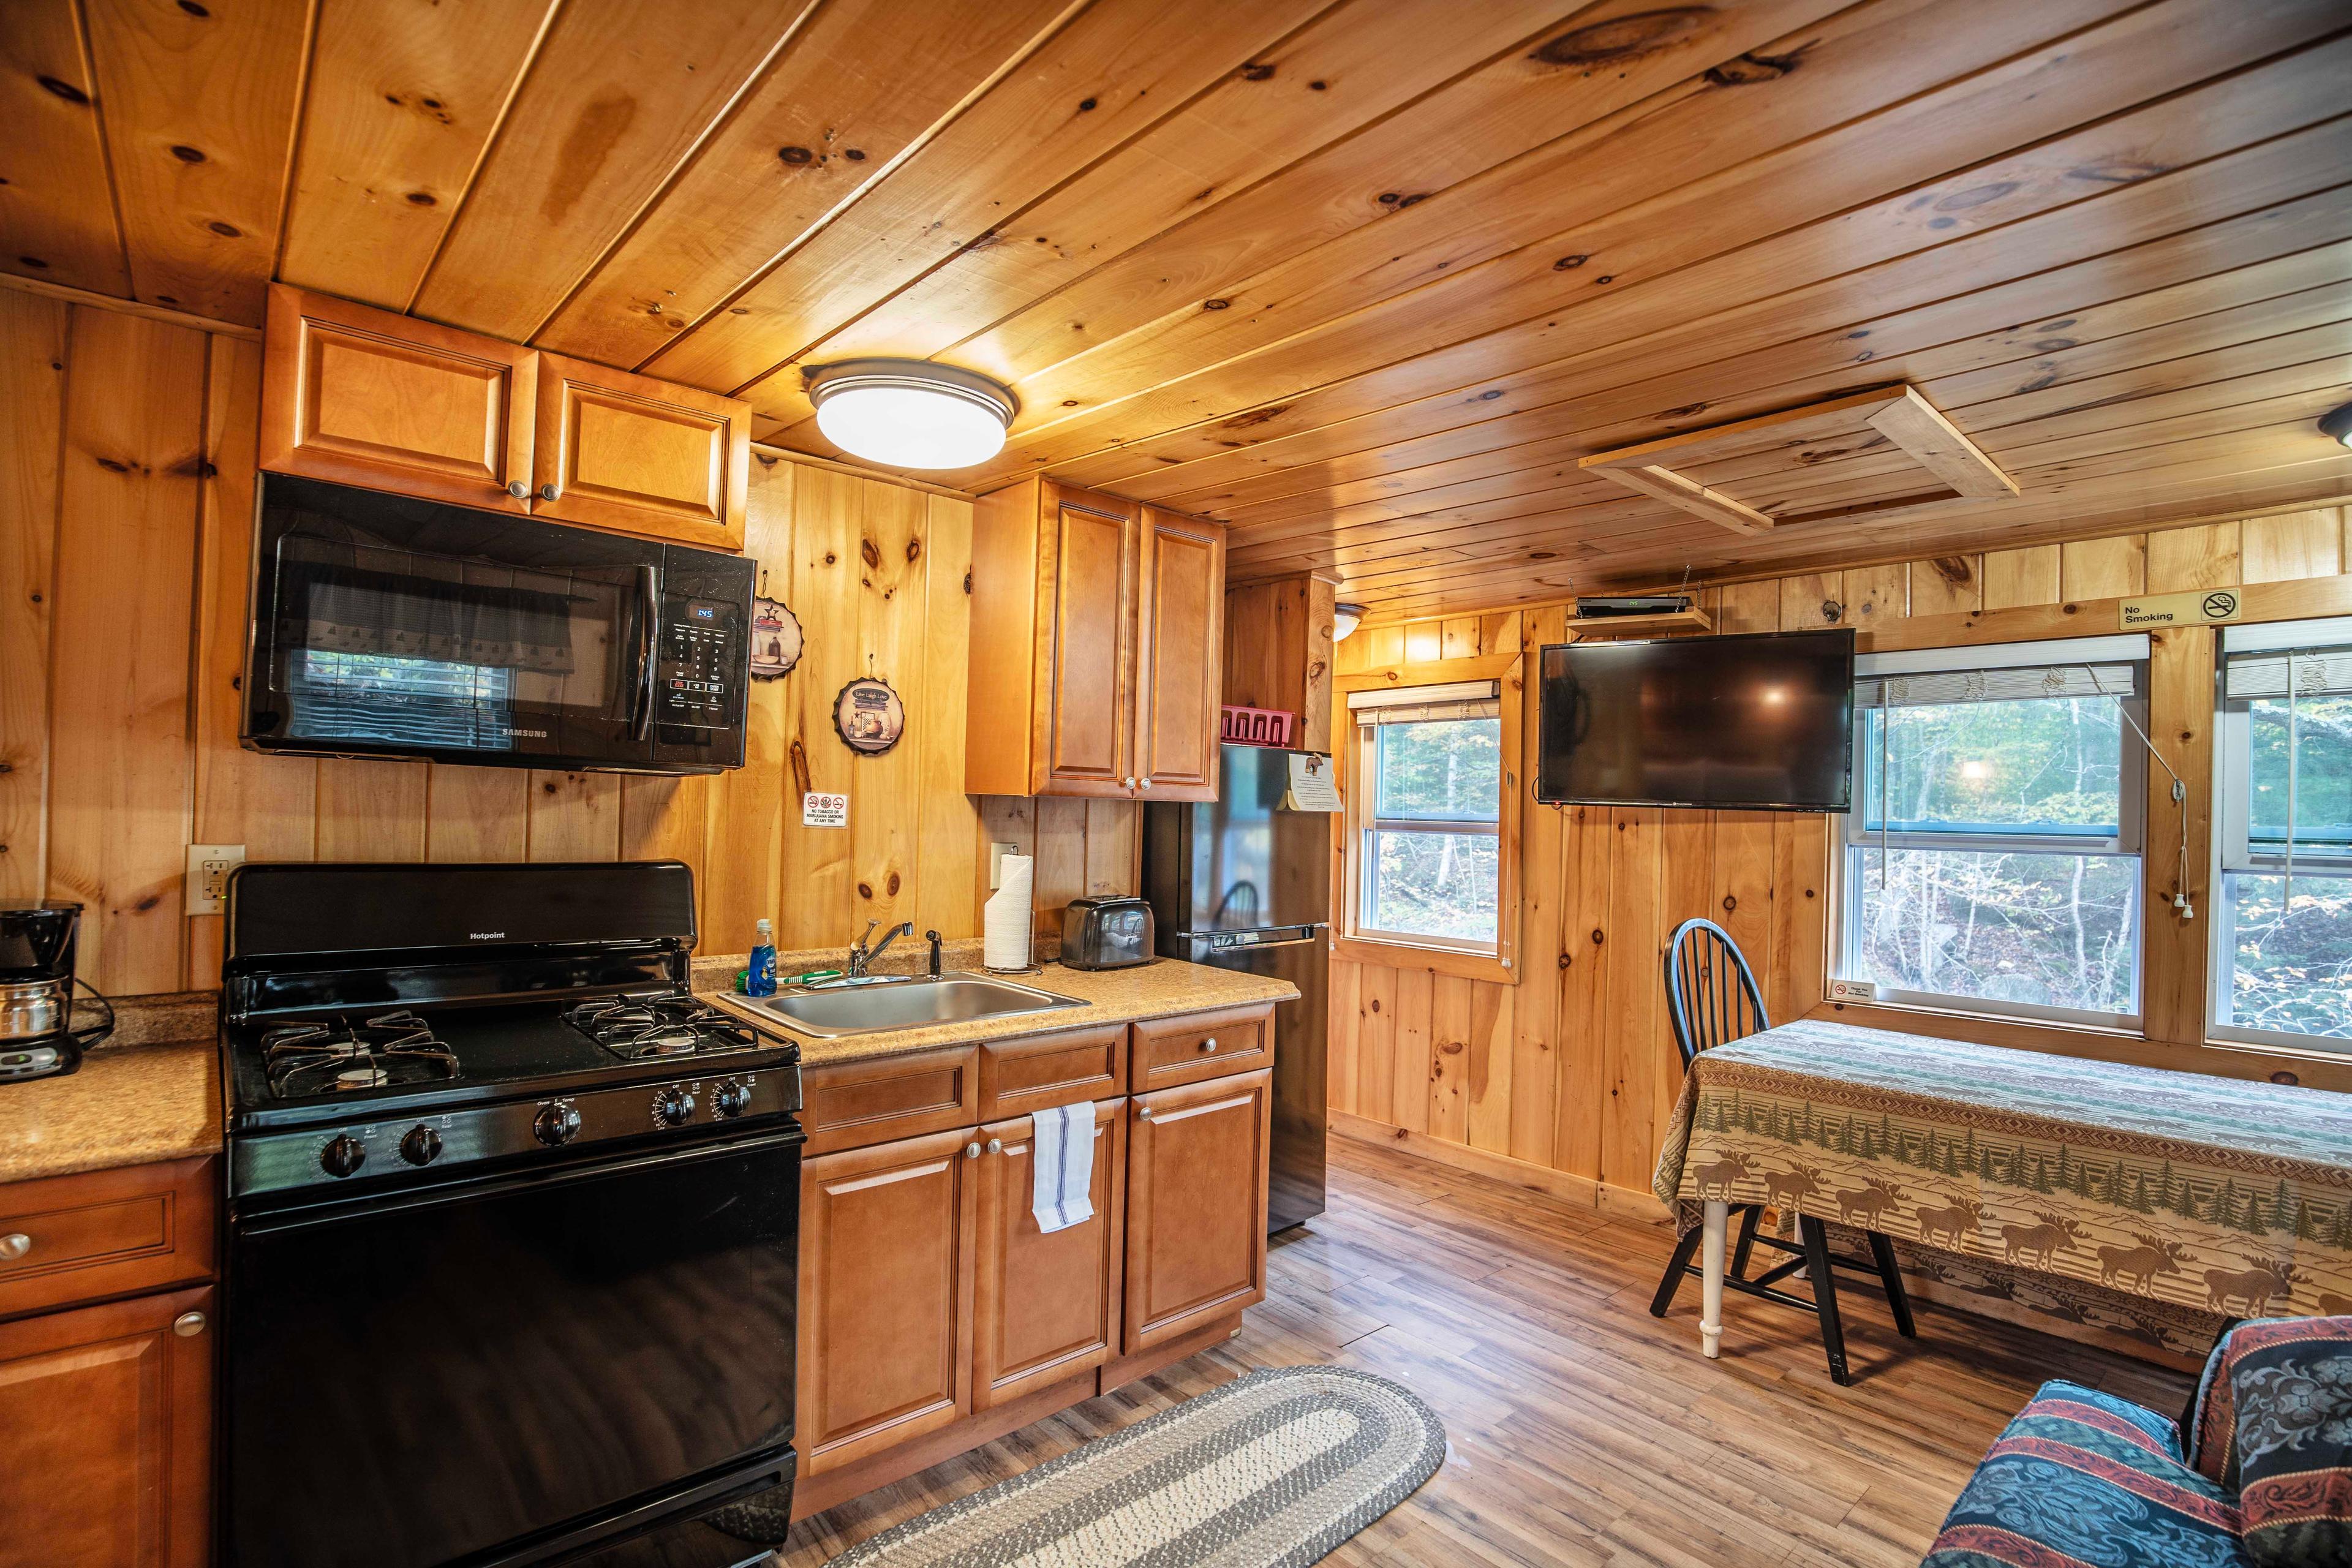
[[800, 1047, 980, 1155], [977, 1025, 1127, 1121], [0, 1156, 218, 1321], [1130, 1005, 1273, 1092]]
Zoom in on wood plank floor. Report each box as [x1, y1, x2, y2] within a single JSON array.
[[772, 1136, 2192, 1566]]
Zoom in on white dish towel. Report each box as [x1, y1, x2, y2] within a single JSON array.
[[1030, 1103, 1095, 1234]]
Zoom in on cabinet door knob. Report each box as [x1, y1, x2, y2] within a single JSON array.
[[0, 1232, 29, 1261], [964, 1142, 981, 1159], [1197, 1037, 1217, 1052], [986, 1137, 1003, 1155], [1140, 777, 1152, 791], [506, 480, 528, 500], [1123, 777, 1136, 790], [1136, 1104, 1154, 1120], [172, 1311, 206, 1338], [538, 483, 559, 502]]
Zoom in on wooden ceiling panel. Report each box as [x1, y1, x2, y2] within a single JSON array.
[[1, 0, 129, 296], [276, 0, 556, 307], [407, 0, 815, 338], [12, 0, 2346, 605], [530, 0, 1074, 368], [81, 0, 309, 325]]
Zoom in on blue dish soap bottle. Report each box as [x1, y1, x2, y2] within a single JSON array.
[[747, 918, 778, 997]]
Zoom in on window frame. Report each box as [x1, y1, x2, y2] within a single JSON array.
[[1332, 654, 1525, 986], [2206, 617, 2352, 1054], [1833, 646, 2151, 1031]]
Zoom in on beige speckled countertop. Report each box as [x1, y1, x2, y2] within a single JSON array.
[[699, 956, 1298, 1067], [1, 1039, 222, 1184]]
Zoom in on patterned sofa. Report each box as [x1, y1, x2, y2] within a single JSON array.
[[1921, 1318, 2352, 1567]]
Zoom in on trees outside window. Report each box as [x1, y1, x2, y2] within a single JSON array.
[[1357, 709, 1502, 948], [2212, 625, 2352, 1048], [1839, 656, 2147, 1027]]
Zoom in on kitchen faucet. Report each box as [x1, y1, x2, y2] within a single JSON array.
[[846, 919, 914, 978]]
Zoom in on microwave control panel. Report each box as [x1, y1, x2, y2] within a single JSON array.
[[655, 595, 742, 729]]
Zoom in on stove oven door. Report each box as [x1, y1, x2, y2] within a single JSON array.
[[225, 1128, 799, 1568]]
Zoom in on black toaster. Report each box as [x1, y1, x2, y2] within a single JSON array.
[[1060, 896, 1156, 970]]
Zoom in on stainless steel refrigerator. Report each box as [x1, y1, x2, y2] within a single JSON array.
[[1143, 744, 1328, 1232]]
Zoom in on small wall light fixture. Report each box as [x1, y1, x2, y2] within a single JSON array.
[[1332, 603, 1365, 641], [2320, 399, 2352, 449]]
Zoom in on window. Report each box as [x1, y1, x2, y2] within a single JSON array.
[[1836, 636, 2149, 1028], [1349, 682, 1502, 951], [2212, 617, 2352, 1050]]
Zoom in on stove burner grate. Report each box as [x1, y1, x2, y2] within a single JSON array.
[[564, 995, 760, 1061], [262, 1009, 461, 1098]]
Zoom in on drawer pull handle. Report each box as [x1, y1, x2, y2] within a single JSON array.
[[964, 1142, 981, 1159], [1198, 1037, 1218, 1052], [986, 1138, 1003, 1155], [173, 1311, 206, 1338], [0, 1232, 28, 1262]]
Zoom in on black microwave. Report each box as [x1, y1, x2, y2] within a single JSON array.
[[243, 473, 753, 775]]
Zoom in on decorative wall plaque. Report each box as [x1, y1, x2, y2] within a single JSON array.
[[832, 676, 905, 755], [748, 598, 803, 680]]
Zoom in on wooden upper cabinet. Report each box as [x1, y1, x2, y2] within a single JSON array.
[[531, 352, 750, 552], [797, 1128, 978, 1476], [1136, 508, 1226, 801], [967, 478, 1224, 799], [971, 1102, 1125, 1411], [262, 282, 535, 513], [0, 1283, 214, 1568], [1123, 1069, 1271, 1352]]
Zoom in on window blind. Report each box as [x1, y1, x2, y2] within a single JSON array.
[[1347, 679, 1500, 725], [2219, 617, 2352, 699], [1853, 664, 2136, 708]]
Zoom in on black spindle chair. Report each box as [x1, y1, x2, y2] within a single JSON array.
[[1646, 918, 1913, 1386]]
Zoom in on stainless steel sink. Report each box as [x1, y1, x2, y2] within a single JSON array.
[[743, 971, 1088, 1038]]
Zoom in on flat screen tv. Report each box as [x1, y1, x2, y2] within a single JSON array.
[[1536, 628, 1855, 811]]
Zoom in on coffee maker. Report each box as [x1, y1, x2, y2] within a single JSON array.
[[1, 902, 113, 1082]]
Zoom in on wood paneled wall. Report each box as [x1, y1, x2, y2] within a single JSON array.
[[1329, 508, 2352, 1212], [0, 290, 1125, 997]]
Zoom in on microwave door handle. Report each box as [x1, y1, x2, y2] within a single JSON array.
[[628, 564, 659, 741]]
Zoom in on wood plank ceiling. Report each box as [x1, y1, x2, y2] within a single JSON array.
[[6, 0, 2348, 619]]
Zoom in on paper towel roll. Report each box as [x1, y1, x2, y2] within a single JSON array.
[[984, 854, 1035, 970]]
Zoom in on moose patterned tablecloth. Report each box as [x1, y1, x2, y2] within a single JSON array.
[[1654, 1020, 2352, 1321]]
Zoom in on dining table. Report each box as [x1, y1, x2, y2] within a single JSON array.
[[1652, 1017, 2352, 1363]]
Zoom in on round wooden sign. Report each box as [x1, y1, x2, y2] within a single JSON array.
[[832, 676, 905, 755], [749, 598, 803, 680]]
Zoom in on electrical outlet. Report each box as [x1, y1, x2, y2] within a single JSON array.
[[1826, 978, 1879, 1003], [988, 842, 1020, 891], [186, 843, 246, 916]]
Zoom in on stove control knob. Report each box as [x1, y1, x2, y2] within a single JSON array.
[[710, 1080, 752, 1120], [533, 1101, 582, 1147], [653, 1087, 696, 1127], [320, 1134, 366, 1178], [399, 1125, 443, 1166]]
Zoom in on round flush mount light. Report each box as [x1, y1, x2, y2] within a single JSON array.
[[805, 359, 1018, 470], [1332, 603, 1366, 642], [2321, 399, 2352, 449]]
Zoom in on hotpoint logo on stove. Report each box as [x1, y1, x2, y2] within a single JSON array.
[[469, 932, 507, 941]]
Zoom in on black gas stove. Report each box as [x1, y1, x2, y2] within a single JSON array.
[[218, 861, 802, 1568]]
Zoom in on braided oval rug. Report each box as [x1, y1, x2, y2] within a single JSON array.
[[777, 1366, 1444, 1567]]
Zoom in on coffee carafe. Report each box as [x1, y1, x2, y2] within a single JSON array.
[[1, 902, 113, 1082]]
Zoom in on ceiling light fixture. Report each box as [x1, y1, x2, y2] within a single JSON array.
[[2321, 399, 2352, 450], [1333, 603, 1365, 641], [805, 359, 1018, 470]]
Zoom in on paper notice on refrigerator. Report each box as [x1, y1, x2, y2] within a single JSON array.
[[1283, 752, 1341, 812]]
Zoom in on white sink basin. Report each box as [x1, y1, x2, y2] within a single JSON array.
[[744, 971, 1087, 1037]]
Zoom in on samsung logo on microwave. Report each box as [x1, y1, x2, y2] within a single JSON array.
[[510, 728, 548, 739], [469, 932, 507, 941]]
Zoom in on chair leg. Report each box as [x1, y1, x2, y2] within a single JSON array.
[[1732, 1205, 1762, 1280], [1867, 1230, 1917, 1339], [1651, 1221, 1706, 1318], [1799, 1216, 1852, 1387]]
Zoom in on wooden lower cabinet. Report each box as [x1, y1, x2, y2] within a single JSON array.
[[1125, 1069, 1272, 1352], [0, 1283, 214, 1568], [797, 1128, 978, 1476], [972, 1102, 1125, 1411]]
